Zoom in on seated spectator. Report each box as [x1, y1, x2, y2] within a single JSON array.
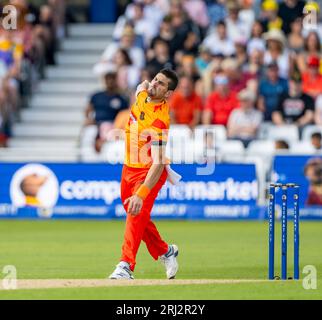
[[278, 0, 305, 35], [275, 139, 290, 150], [85, 71, 129, 127], [227, 88, 263, 147], [195, 46, 212, 76], [234, 38, 248, 69], [169, 76, 202, 128], [301, 55, 322, 99], [146, 39, 174, 77], [148, 15, 176, 59], [272, 77, 314, 127], [311, 132, 322, 151], [207, 0, 227, 28], [226, 1, 251, 42], [296, 31, 322, 74], [202, 20, 235, 57], [314, 94, 322, 125], [247, 20, 265, 55], [182, 0, 209, 29], [113, 48, 140, 94], [113, 2, 158, 49], [263, 29, 289, 79], [202, 74, 238, 126], [259, 0, 283, 32], [176, 54, 200, 83], [94, 26, 145, 75], [258, 61, 288, 121], [221, 58, 254, 93], [287, 17, 304, 54]]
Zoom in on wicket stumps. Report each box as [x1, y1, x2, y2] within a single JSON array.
[[268, 183, 300, 280]]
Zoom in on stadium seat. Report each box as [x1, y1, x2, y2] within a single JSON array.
[[167, 138, 195, 164], [290, 141, 315, 154], [301, 125, 322, 141], [247, 140, 276, 157], [217, 140, 245, 155], [194, 125, 227, 143], [265, 124, 299, 142]]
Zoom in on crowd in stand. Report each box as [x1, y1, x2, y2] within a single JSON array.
[[0, 0, 65, 147], [86, 0, 322, 153]]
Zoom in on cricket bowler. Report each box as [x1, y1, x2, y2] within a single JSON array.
[[109, 68, 180, 280]]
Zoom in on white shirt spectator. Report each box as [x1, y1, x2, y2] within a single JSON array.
[[226, 17, 252, 42], [94, 42, 145, 75], [202, 33, 235, 57], [264, 50, 290, 80], [228, 108, 263, 139]]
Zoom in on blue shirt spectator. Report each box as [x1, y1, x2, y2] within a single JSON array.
[[85, 72, 128, 125], [259, 62, 288, 121]]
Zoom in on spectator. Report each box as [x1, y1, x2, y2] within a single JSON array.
[[259, 0, 283, 32], [202, 21, 235, 57], [85, 71, 128, 127], [258, 61, 288, 121], [149, 15, 176, 59], [263, 29, 289, 79], [275, 139, 290, 150], [113, 2, 158, 49], [304, 157, 322, 205], [182, 0, 210, 29], [169, 76, 202, 128], [221, 58, 254, 93], [302, 1, 322, 39], [94, 26, 145, 75], [146, 39, 175, 77], [247, 20, 265, 55], [301, 55, 322, 99], [272, 77, 314, 127], [202, 74, 238, 126], [195, 46, 212, 76], [314, 94, 322, 125], [227, 88, 263, 147], [311, 132, 322, 151], [278, 0, 306, 35], [287, 17, 305, 54], [207, 0, 227, 27], [113, 48, 140, 94], [225, 1, 251, 42], [234, 38, 248, 69], [297, 31, 322, 74], [176, 54, 200, 83]]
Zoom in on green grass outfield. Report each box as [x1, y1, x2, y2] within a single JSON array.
[[0, 220, 321, 300]]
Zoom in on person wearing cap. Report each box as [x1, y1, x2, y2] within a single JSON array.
[[278, 0, 306, 35], [272, 76, 314, 127], [259, 0, 283, 32], [302, 55, 322, 98], [258, 61, 288, 121], [227, 88, 263, 147], [84, 71, 129, 127], [263, 29, 289, 79], [202, 73, 238, 126]]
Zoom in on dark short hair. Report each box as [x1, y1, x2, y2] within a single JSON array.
[[159, 68, 178, 91], [311, 132, 322, 140]]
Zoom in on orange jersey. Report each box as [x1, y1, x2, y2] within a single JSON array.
[[124, 90, 170, 168]]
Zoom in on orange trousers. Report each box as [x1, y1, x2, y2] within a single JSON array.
[[120, 165, 169, 271]]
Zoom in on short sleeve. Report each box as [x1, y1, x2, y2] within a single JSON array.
[[150, 118, 169, 146]]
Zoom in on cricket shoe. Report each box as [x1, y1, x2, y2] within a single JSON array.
[[160, 244, 179, 279], [109, 261, 134, 280]]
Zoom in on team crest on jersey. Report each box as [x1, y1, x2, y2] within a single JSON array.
[[140, 112, 145, 120]]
